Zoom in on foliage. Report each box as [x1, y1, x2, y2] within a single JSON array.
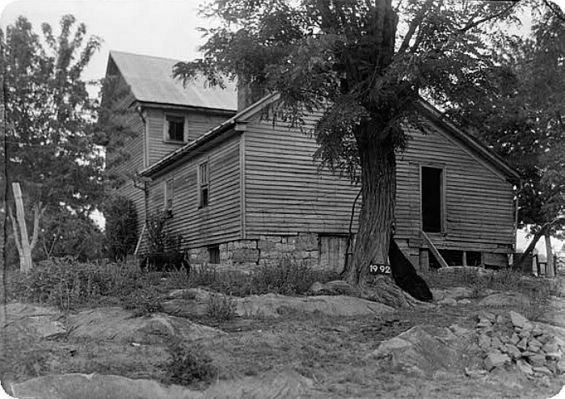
[[35, 209, 105, 262], [2, 15, 104, 261], [3, 15, 103, 214], [96, 74, 143, 188], [120, 286, 163, 317], [0, 330, 50, 383], [8, 257, 143, 311], [187, 258, 339, 297], [102, 195, 138, 261], [174, 0, 527, 285], [145, 211, 182, 255], [449, 2, 565, 241], [165, 340, 218, 386], [207, 293, 236, 320]]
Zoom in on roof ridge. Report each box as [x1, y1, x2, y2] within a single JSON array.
[[109, 50, 182, 64]]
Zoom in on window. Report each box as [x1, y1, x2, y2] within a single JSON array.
[[421, 166, 443, 233], [208, 245, 220, 264], [165, 115, 185, 142], [198, 162, 209, 208], [164, 178, 174, 212]]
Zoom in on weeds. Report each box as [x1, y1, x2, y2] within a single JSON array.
[[165, 340, 217, 386], [207, 293, 236, 321]]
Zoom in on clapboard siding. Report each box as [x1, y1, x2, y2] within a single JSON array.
[[145, 108, 234, 166], [243, 113, 515, 251], [244, 114, 361, 237], [394, 124, 515, 249], [146, 134, 241, 249]]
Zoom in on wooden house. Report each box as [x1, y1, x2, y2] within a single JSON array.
[[104, 51, 520, 272]]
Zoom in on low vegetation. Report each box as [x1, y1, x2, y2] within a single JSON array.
[[164, 340, 218, 387]]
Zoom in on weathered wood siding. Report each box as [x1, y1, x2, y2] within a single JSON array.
[[145, 108, 234, 166], [145, 133, 241, 249], [396, 122, 515, 252], [243, 113, 361, 237], [243, 113, 515, 252]]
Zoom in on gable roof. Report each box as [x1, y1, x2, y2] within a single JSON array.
[[140, 93, 520, 184], [108, 51, 237, 112]]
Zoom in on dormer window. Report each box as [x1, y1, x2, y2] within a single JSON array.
[[165, 114, 185, 142]]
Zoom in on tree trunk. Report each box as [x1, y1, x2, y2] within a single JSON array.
[[342, 127, 396, 286], [545, 231, 555, 278]]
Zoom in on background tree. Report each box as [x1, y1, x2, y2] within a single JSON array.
[[448, 2, 565, 272], [174, 0, 524, 294], [2, 15, 103, 265]]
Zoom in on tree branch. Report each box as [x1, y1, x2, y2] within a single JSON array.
[[459, 2, 519, 33], [398, 0, 435, 54]]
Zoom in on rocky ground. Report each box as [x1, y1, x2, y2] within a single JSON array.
[[3, 268, 565, 399]]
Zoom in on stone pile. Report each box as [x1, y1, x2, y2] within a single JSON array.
[[475, 310, 565, 378]]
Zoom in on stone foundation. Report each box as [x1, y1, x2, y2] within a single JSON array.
[[187, 233, 344, 273]]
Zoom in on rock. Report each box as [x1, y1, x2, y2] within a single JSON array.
[[67, 307, 224, 344], [431, 287, 473, 301], [202, 369, 314, 399], [490, 337, 503, 350], [532, 366, 553, 376], [478, 311, 496, 322], [3, 303, 65, 339], [510, 333, 520, 345], [8, 374, 203, 399], [527, 354, 547, 368], [519, 329, 532, 339], [449, 324, 473, 337], [458, 299, 471, 305], [438, 298, 457, 306], [557, 358, 565, 374], [532, 325, 544, 337], [479, 293, 531, 308], [505, 344, 521, 360], [484, 352, 510, 371], [542, 341, 559, 353], [477, 319, 492, 328], [235, 294, 394, 318], [366, 325, 462, 377], [509, 311, 530, 329], [517, 338, 528, 351], [516, 359, 534, 375], [465, 367, 488, 378], [546, 352, 562, 361], [309, 281, 324, 294], [308, 280, 357, 296], [528, 338, 543, 352], [478, 334, 491, 350]]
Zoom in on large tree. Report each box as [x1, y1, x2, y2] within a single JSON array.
[[175, 0, 525, 290], [2, 15, 103, 264], [449, 2, 565, 272]]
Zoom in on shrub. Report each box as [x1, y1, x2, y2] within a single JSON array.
[[165, 340, 217, 386], [120, 286, 163, 316], [207, 293, 236, 321], [102, 195, 138, 261]]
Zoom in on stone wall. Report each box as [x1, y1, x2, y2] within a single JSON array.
[[187, 233, 333, 272]]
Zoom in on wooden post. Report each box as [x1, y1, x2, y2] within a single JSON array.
[[421, 231, 450, 269], [419, 248, 429, 270], [462, 251, 468, 267], [12, 182, 33, 272]]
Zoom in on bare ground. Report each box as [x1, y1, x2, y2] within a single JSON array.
[[3, 271, 565, 398]]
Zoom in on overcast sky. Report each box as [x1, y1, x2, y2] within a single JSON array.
[[1, 0, 564, 256]]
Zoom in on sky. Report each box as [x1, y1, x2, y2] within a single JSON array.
[[1, 0, 564, 256]]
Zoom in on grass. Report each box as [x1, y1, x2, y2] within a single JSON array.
[[207, 293, 236, 321]]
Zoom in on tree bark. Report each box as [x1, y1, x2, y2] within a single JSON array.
[[545, 231, 555, 278], [342, 126, 396, 286]]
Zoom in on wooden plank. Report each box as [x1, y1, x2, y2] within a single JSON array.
[[421, 230, 450, 269]]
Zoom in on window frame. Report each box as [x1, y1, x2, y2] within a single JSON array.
[[164, 178, 174, 212], [208, 245, 220, 264], [163, 114, 186, 143], [419, 164, 447, 234], [198, 161, 209, 209]]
